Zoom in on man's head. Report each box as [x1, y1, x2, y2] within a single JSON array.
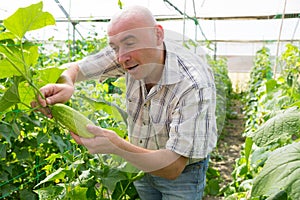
[[107, 6, 165, 84]]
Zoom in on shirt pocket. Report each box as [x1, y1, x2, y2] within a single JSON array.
[[149, 100, 170, 134]]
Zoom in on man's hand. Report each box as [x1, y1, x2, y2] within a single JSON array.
[[70, 124, 188, 179], [39, 83, 74, 106], [70, 125, 121, 154], [30, 83, 74, 118], [31, 63, 80, 117]]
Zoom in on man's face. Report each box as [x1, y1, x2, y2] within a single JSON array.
[[108, 26, 164, 82]]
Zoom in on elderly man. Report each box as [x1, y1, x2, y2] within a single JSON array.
[[33, 5, 217, 200]]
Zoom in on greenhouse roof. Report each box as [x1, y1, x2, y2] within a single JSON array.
[[1, 0, 300, 60]]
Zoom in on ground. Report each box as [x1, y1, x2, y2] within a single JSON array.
[[204, 99, 246, 200]]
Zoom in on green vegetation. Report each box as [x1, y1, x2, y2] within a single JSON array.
[[1, 2, 299, 200]]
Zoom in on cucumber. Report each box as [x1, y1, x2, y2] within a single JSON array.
[[51, 103, 95, 138]]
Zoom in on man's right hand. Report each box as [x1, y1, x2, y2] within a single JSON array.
[[31, 63, 80, 117], [38, 83, 74, 107], [31, 82, 75, 118]]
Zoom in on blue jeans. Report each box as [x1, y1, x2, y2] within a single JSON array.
[[134, 156, 209, 200]]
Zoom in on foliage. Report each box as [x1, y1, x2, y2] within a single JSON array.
[[207, 55, 233, 135], [0, 2, 140, 199], [204, 56, 233, 196], [221, 44, 300, 199], [251, 142, 300, 200]]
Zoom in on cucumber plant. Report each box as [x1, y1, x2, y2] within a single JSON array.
[[0, 2, 141, 199], [222, 45, 300, 200]]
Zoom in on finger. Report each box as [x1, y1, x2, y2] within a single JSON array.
[[30, 101, 38, 109], [70, 132, 83, 145], [39, 84, 61, 105], [44, 107, 52, 118], [87, 124, 104, 136], [30, 101, 53, 118]]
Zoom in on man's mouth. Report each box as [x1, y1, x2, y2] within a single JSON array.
[[127, 64, 138, 71]]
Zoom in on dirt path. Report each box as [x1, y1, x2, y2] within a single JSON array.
[[204, 99, 246, 200]]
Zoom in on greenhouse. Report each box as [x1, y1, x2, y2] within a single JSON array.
[[0, 0, 300, 199]]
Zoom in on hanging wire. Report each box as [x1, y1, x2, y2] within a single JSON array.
[[213, 20, 217, 60], [163, 0, 208, 41], [182, 0, 187, 44], [274, 0, 287, 77], [192, 0, 197, 53], [53, 0, 84, 58]]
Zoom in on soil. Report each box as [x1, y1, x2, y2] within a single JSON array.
[[204, 99, 246, 200]]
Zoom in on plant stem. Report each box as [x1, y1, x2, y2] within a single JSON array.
[[3, 53, 45, 100]]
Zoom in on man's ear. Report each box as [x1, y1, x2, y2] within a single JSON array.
[[155, 24, 164, 45]]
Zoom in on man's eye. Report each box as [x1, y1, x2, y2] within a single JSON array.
[[111, 46, 119, 52], [126, 42, 135, 47]]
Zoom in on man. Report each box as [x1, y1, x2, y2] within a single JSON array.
[[33, 5, 217, 200]]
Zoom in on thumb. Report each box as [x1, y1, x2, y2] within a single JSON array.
[[45, 96, 57, 105], [87, 124, 104, 136]]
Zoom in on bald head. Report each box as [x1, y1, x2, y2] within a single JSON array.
[[108, 6, 157, 36]]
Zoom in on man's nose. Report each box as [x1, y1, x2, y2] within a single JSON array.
[[117, 49, 130, 64]]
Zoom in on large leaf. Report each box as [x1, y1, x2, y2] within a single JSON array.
[[100, 167, 127, 192], [251, 142, 300, 199], [249, 109, 300, 147], [3, 1, 55, 39]]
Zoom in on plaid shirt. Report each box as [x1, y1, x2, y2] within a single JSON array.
[[78, 40, 217, 163]]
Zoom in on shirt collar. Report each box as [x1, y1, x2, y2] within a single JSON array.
[[158, 40, 184, 86]]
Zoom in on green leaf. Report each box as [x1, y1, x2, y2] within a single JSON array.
[[101, 167, 127, 192], [80, 95, 128, 125], [18, 81, 35, 110], [19, 189, 37, 200], [249, 109, 300, 147], [251, 142, 300, 199], [35, 167, 66, 188], [0, 143, 7, 158], [0, 32, 16, 41], [34, 185, 64, 200], [112, 180, 138, 199], [118, 0, 123, 9], [265, 79, 277, 93], [51, 133, 68, 153], [111, 77, 126, 95], [65, 185, 88, 200], [244, 137, 253, 168], [206, 179, 220, 195], [289, 100, 300, 108], [33, 66, 64, 88], [0, 76, 22, 112], [0, 124, 19, 146], [0, 43, 39, 79], [266, 190, 288, 200], [251, 147, 269, 167], [3, 2, 55, 39]]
